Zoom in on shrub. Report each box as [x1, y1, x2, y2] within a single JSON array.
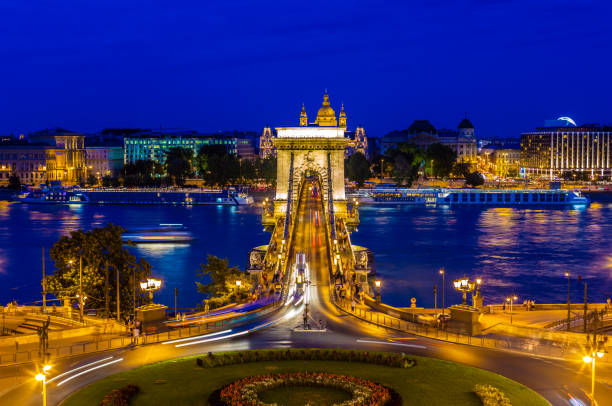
[[196, 349, 415, 370], [100, 384, 140, 406], [474, 384, 512, 406]]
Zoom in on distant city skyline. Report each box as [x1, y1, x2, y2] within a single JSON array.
[[1, 1, 610, 138]]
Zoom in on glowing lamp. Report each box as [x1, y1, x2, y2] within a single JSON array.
[[236, 280, 242, 288], [583, 355, 593, 363], [597, 351, 605, 358], [35, 373, 45, 382], [42, 365, 52, 372], [375, 280, 381, 288]]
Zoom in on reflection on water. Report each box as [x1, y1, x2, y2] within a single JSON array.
[[1, 202, 612, 308]]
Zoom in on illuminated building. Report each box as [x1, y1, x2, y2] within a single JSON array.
[[85, 146, 124, 178], [29, 128, 87, 183], [259, 126, 276, 159], [521, 120, 612, 179], [382, 118, 477, 162], [124, 133, 252, 165], [0, 145, 50, 185]]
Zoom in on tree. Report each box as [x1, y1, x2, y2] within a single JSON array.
[[385, 143, 422, 186], [426, 143, 456, 178], [87, 174, 98, 186], [240, 159, 257, 184], [196, 255, 251, 308], [7, 175, 21, 190], [165, 147, 193, 186], [465, 171, 485, 188], [257, 156, 277, 185], [46, 224, 152, 320], [195, 145, 228, 175], [345, 152, 371, 187], [120, 160, 163, 187], [101, 175, 120, 187], [453, 162, 472, 178]]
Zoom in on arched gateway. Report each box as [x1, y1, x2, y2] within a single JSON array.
[[267, 92, 353, 224]]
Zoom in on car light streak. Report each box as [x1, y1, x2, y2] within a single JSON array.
[[161, 329, 232, 345], [56, 358, 124, 387], [356, 339, 427, 349], [175, 330, 250, 347], [47, 356, 114, 383], [294, 296, 304, 306]]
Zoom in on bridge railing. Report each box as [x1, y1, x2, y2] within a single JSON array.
[[333, 296, 608, 363]]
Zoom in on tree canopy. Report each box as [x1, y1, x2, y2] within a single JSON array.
[[196, 255, 251, 309], [46, 224, 152, 320], [345, 152, 371, 187], [165, 147, 194, 186], [465, 171, 485, 187], [426, 143, 456, 178]]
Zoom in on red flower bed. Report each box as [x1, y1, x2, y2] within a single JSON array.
[[217, 372, 391, 406]]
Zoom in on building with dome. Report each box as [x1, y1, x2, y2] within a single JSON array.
[[381, 118, 477, 163], [259, 92, 368, 159]]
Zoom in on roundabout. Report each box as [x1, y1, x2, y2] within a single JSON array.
[[62, 349, 547, 406]]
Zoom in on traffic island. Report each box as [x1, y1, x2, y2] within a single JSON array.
[[62, 349, 547, 406]]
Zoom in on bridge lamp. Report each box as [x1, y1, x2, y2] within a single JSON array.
[[475, 278, 482, 295], [453, 277, 475, 306], [140, 277, 162, 302], [235, 279, 242, 288], [375, 280, 381, 304]]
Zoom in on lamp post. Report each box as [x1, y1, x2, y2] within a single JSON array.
[[565, 272, 571, 332], [439, 268, 445, 316], [35, 364, 52, 406], [506, 295, 518, 324], [453, 277, 475, 306], [139, 278, 162, 302], [583, 314, 607, 405], [375, 280, 381, 304]]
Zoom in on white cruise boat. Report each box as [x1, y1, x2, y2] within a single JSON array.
[[16, 188, 88, 204]]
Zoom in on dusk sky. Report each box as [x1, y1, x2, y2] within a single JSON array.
[[1, 0, 610, 138]]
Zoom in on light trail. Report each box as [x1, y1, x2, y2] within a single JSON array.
[[47, 356, 114, 383], [356, 339, 427, 349], [175, 330, 250, 347], [161, 329, 232, 345], [56, 358, 124, 387], [294, 296, 304, 306]]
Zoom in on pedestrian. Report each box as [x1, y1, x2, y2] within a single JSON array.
[[351, 299, 356, 313], [502, 302, 506, 312]]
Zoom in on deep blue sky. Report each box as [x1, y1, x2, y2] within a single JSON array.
[[1, 0, 611, 138]]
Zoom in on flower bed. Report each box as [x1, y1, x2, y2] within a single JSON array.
[[196, 348, 416, 369], [100, 384, 140, 406], [215, 372, 392, 406], [474, 384, 512, 406]]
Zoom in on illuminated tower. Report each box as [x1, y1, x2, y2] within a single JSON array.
[[299, 104, 308, 127], [259, 126, 276, 158], [339, 104, 347, 128]]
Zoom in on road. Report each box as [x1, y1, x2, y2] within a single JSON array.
[[2, 181, 612, 406]]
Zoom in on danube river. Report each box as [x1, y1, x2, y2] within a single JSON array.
[[1, 201, 611, 309]]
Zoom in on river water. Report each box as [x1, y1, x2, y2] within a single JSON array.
[[1, 201, 611, 309]]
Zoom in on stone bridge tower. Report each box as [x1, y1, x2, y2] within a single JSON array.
[[267, 92, 351, 223]]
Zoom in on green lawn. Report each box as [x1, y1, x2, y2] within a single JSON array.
[[63, 350, 548, 406]]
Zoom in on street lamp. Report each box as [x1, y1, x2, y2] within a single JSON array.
[[565, 272, 571, 332], [439, 268, 445, 316], [140, 277, 162, 302], [583, 348, 606, 405], [453, 277, 475, 306], [375, 280, 381, 304], [35, 364, 52, 406], [506, 295, 518, 324]]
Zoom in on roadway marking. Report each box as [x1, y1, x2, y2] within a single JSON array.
[[356, 339, 427, 349], [56, 358, 124, 386]]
